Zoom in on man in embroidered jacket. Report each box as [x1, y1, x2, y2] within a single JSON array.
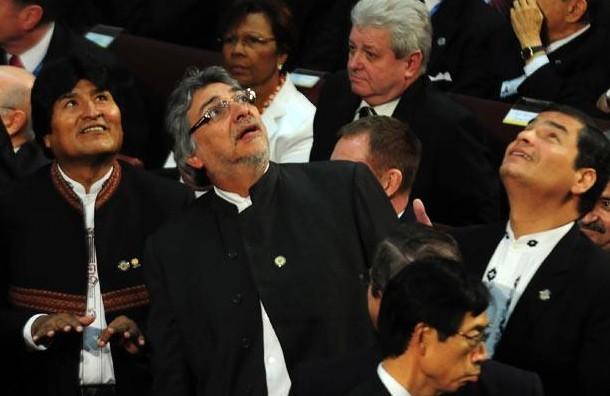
[[0, 56, 192, 396]]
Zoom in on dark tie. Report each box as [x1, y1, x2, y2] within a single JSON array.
[[8, 55, 24, 68], [358, 106, 377, 119]]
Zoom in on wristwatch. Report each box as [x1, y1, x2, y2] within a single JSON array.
[[520, 45, 545, 61]]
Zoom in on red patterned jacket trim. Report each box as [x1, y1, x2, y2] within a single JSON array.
[[8, 284, 149, 315], [50, 160, 122, 212]]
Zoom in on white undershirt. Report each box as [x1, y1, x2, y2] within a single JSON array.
[[482, 221, 573, 356], [6, 23, 54, 74], [377, 363, 411, 396], [213, 180, 291, 396], [354, 98, 400, 121], [22, 165, 116, 385]]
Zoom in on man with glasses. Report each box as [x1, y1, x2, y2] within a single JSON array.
[[145, 65, 397, 395], [350, 257, 490, 396]]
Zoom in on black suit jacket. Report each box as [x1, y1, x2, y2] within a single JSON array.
[[145, 161, 398, 396], [428, 0, 521, 99], [502, 23, 609, 117], [292, 343, 542, 396], [348, 374, 389, 396], [311, 73, 500, 226], [1, 23, 151, 165], [451, 223, 610, 396]]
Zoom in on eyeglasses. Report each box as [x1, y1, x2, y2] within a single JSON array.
[[219, 34, 276, 48], [188, 88, 257, 135], [456, 329, 489, 349]]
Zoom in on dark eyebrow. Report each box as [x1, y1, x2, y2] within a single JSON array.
[[543, 120, 569, 134], [58, 92, 76, 101]]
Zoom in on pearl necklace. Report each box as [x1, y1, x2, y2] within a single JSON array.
[[261, 73, 286, 114]]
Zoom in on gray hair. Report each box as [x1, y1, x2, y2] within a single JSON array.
[[165, 66, 241, 188], [351, 0, 432, 73]]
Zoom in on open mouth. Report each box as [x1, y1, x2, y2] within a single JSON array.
[[509, 150, 532, 160], [80, 125, 108, 134], [237, 124, 260, 141]]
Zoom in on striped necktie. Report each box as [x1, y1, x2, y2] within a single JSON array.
[[358, 106, 377, 119]]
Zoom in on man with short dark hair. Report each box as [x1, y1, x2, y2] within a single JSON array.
[[0, 56, 192, 396], [350, 257, 489, 396], [451, 106, 610, 395], [331, 116, 421, 217], [311, 0, 500, 226]]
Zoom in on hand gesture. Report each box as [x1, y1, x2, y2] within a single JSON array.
[[31, 313, 95, 346], [511, 0, 544, 48], [98, 315, 145, 354], [413, 198, 433, 226]]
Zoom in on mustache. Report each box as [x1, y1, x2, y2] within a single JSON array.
[[579, 219, 606, 234]]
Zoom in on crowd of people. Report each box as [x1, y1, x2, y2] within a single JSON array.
[[1, 0, 610, 396]]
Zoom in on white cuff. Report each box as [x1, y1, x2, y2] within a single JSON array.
[[23, 314, 49, 351], [523, 54, 550, 77]]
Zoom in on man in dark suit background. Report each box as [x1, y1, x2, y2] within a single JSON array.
[[500, 0, 607, 116], [0, 65, 48, 186], [0, 0, 153, 165], [330, 116, 421, 219], [426, 0, 521, 99], [451, 106, 610, 395], [310, 0, 500, 226]]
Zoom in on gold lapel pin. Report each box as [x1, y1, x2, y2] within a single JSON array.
[[118, 260, 130, 271], [538, 289, 551, 301]]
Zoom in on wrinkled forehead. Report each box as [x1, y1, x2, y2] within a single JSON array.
[[530, 111, 584, 133]]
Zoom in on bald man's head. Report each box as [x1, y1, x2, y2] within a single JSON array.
[[0, 65, 35, 148]]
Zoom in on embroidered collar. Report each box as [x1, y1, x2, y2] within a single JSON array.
[[51, 160, 122, 212]]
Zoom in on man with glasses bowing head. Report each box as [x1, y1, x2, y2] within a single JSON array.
[[145, 65, 397, 396], [350, 257, 490, 396]]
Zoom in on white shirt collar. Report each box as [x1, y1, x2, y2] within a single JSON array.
[[56, 163, 113, 199], [377, 363, 411, 396], [505, 220, 574, 246], [355, 98, 400, 120], [7, 23, 54, 74], [213, 163, 270, 213], [547, 24, 590, 54]]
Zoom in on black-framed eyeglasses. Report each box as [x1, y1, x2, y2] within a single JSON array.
[[218, 34, 276, 48], [456, 329, 489, 348], [189, 88, 257, 135]]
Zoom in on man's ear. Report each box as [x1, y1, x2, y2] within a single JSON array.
[[380, 168, 403, 197], [19, 5, 44, 31], [403, 50, 423, 80], [566, 0, 587, 23], [1, 109, 26, 136], [186, 154, 205, 169], [412, 322, 430, 355], [572, 168, 596, 195]]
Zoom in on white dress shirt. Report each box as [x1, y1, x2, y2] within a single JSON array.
[[354, 98, 400, 121], [482, 221, 573, 356], [6, 22, 54, 74], [213, 180, 291, 396], [377, 363, 411, 396], [23, 165, 116, 385]]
